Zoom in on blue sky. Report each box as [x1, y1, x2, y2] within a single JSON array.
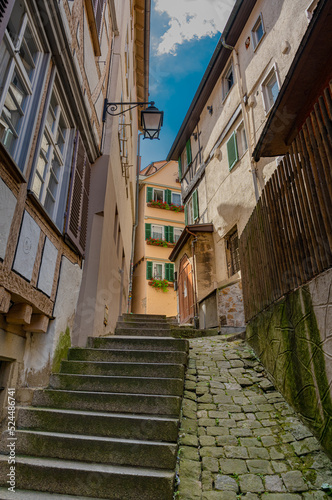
[[140, 0, 236, 170]]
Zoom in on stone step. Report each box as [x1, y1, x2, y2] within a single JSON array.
[[0, 456, 175, 499], [116, 321, 170, 330], [60, 360, 185, 379], [122, 313, 167, 322], [87, 335, 188, 352], [114, 327, 175, 337], [32, 389, 182, 416], [17, 407, 179, 441], [49, 373, 184, 396], [3, 430, 177, 469], [0, 488, 100, 499], [67, 347, 188, 365]]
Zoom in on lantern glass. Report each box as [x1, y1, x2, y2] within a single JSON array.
[[141, 105, 163, 140]]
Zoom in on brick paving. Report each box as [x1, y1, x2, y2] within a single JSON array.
[[175, 337, 332, 500]]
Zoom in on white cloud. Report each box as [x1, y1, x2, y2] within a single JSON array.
[[154, 0, 236, 55]]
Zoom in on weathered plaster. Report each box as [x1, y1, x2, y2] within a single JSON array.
[[37, 237, 58, 297], [0, 178, 16, 260], [12, 211, 40, 281]]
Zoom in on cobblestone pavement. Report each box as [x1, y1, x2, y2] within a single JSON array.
[[175, 336, 332, 500]]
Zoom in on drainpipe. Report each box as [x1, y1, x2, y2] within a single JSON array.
[[127, 132, 144, 313], [186, 228, 199, 327], [221, 36, 260, 202]]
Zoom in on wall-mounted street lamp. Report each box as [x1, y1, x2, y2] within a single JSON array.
[[103, 99, 164, 140]]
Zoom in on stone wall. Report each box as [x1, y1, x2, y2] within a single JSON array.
[[217, 280, 245, 327], [247, 268, 332, 458]]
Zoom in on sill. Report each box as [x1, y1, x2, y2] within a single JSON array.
[[27, 190, 63, 238], [146, 240, 175, 248], [0, 144, 27, 184]]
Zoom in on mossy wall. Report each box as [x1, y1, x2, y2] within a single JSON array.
[[52, 328, 71, 373], [247, 270, 332, 458]]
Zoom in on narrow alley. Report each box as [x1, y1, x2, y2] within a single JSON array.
[[176, 336, 332, 500]]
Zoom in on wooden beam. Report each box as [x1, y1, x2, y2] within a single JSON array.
[[0, 287, 11, 314]]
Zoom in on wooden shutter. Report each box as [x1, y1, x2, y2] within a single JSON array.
[[65, 132, 91, 256], [193, 190, 199, 220], [227, 131, 238, 171], [169, 263, 174, 282], [185, 205, 188, 226], [165, 263, 170, 281], [186, 139, 192, 165], [146, 186, 153, 202], [146, 261, 153, 280], [93, 0, 105, 38], [145, 223, 151, 239], [169, 226, 174, 243], [0, 0, 14, 43], [164, 226, 169, 242], [178, 157, 182, 180], [165, 189, 172, 204]]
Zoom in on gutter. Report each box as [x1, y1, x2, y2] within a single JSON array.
[[144, 0, 151, 102]]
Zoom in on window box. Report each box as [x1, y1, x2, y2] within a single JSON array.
[[148, 278, 173, 292], [146, 200, 184, 212], [146, 237, 175, 248]]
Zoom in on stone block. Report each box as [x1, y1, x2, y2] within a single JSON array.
[[0, 287, 11, 314], [246, 459, 273, 474], [24, 314, 49, 333], [224, 446, 249, 459], [218, 459, 248, 474], [179, 459, 201, 480], [281, 471, 308, 492], [6, 303, 33, 325], [265, 474, 286, 492], [214, 474, 239, 492], [239, 474, 264, 493], [202, 456, 219, 472]]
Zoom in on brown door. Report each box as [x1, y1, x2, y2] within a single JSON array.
[[178, 254, 194, 324]]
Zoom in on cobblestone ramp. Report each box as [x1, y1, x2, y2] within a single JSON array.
[[176, 336, 332, 500], [0, 314, 189, 500]]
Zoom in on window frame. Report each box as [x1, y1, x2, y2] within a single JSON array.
[[222, 60, 235, 101], [153, 188, 164, 202], [251, 13, 265, 51], [174, 227, 182, 243], [260, 64, 281, 115], [225, 226, 240, 277], [171, 191, 182, 206], [147, 261, 175, 282], [151, 224, 164, 240], [226, 120, 248, 171], [0, 1, 44, 168]]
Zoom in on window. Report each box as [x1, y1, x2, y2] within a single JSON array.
[[171, 192, 181, 206], [226, 121, 248, 171], [222, 62, 234, 100], [306, 0, 319, 21], [31, 85, 72, 220], [252, 14, 265, 50], [146, 261, 175, 281], [261, 67, 280, 114], [185, 190, 198, 225], [226, 227, 240, 277], [151, 224, 163, 240], [0, 0, 42, 164], [174, 228, 182, 243], [180, 139, 192, 172], [153, 189, 164, 202]]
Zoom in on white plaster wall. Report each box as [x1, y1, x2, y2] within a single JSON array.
[[13, 211, 40, 281], [22, 256, 82, 386], [37, 237, 58, 297], [0, 178, 16, 260]]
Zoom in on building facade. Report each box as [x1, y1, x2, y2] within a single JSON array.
[[168, 0, 316, 327], [0, 0, 150, 417], [131, 160, 185, 317]]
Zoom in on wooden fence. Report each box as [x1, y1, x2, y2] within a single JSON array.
[[239, 84, 332, 322]]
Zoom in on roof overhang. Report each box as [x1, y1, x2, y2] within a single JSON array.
[[167, 0, 258, 161], [134, 0, 151, 127], [169, 224, 214, 262], [253, 0, 332, 161]]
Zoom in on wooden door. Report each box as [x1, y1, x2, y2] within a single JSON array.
[[178, 254, 194, 324]]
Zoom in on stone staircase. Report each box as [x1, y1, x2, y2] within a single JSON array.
[[0, 313, 189, 499]]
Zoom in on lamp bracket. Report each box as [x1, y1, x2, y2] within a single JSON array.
[[103, 99, 154, 121]]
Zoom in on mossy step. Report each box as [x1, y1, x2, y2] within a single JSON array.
[[116, 321, 170, 330], [60, 360, 185, 379], [122, 313, 167, 321], [67, 348, 188, 365], [17, 407, 180, 441], [32, 389, 182, 416], [0, 487, 100, 499], [0, 456, 175, 499], [114, 327, 173, 337], [5, 430, 177, 469], [49, 373, 185, 396], [88, 336, 188, 352]]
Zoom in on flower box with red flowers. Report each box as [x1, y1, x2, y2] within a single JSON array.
[[147, 200, 184, 212]]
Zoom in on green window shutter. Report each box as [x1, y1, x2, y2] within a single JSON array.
[[185, 205, 188, 226], [177, 157, 182, 180], [165, 263, 170, 281], [186, 139, 192, 165], [145, 223, 151, 239], [146, 186, 153, 202], [169, 226, 174, 243], [164, 226, 169, 242], [193, 190, 199, 220], [169, 263, 174, 282], [227, 132, 238, 171], [146, 261, 153, 280], [165, 189, 172, 204]]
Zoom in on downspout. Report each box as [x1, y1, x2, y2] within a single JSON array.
[[221, 36, 260, 202], [127, 132, 143, 312], [100, 33, 115, 155], [186, 228, 199, 327]]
